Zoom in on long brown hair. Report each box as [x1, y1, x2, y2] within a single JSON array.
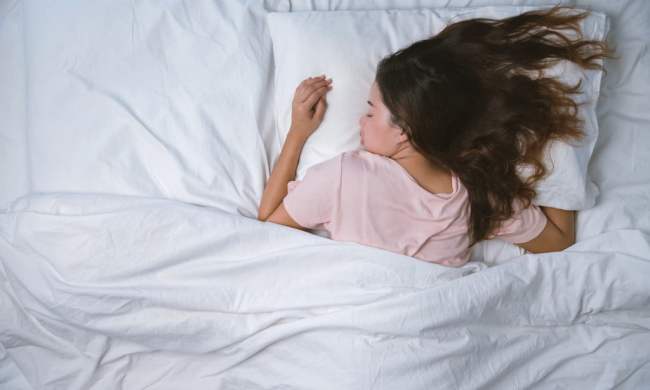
[[375, 5, 613, 247]]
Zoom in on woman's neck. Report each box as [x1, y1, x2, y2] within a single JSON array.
[[391, 145, 448, 176], [390, 145, 453, 194]]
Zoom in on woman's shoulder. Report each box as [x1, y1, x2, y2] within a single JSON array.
[[303, 150, 368, 179], [340, 149, 391, 169], [338, 150, 414, 189]]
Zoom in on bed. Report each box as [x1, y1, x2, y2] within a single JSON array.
[[1, 0, 649, 389]]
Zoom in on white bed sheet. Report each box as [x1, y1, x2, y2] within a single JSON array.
[[0, 0, 29, 210], [1, 0, 288, 217], [1, 0, 649, 389]]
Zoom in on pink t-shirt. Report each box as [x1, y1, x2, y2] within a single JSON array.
[[283, 150, 548, 267]]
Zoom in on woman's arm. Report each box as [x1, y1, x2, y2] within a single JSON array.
[[257, 132, 307, 221], [257, 75, 332, 221], [541, 206, 576, 243], [516, 207, 576, 253]]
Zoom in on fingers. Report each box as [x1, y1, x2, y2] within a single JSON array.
[[295, 76, 322, 97], [298, 75, 327, 89], [314, 96, 327, 120], [295, 75, 332, 102], [303, 84, 331, 108], [298, 78, 330, 102]]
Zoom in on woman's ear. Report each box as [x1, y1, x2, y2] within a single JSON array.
[[397, 129, 409, 143]]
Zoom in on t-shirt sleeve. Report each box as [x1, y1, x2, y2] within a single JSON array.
[[282, 154, 342, 229], [491, 199, 548, 244]]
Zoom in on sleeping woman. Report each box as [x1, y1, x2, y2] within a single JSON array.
[[257, 6, 611, 267]]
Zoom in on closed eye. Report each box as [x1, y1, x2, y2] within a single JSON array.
[[366, 100, 374, 117]]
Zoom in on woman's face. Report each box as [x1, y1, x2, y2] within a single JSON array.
[[359, 82, 408, 157]]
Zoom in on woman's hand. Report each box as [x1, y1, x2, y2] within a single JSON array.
[[289, 75, 333, 141]]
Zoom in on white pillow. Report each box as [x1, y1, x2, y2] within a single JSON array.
[[267, 6, 609, 211], [267, 6, 609, 265]]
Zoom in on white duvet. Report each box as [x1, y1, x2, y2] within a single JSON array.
[[1, 0, 650, 389], [1, 193, 649, 389]]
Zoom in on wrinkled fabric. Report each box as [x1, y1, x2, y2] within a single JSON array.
[[1, 193, 649, 389]]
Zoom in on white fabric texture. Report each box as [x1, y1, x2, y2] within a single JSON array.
[[267, 6, 608, 211], [0, 0, 288, 217], [0, 0, 29, 209], [1, 0, 650, 389]]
